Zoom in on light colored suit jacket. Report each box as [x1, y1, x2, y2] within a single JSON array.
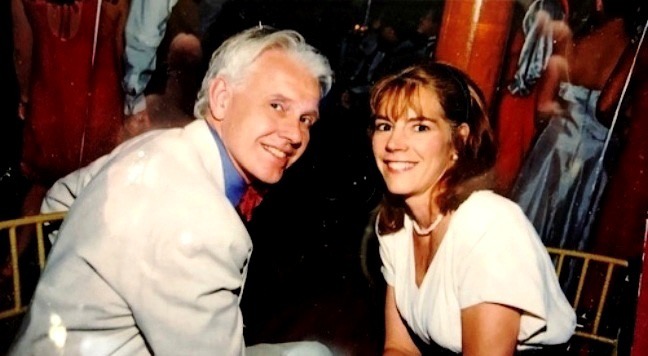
[[10, 120, 252, 355]]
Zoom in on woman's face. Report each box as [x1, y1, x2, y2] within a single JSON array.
[[372, 87, 456, 199]]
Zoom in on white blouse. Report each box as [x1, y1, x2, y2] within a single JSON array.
[[378, 190, 576, 352]]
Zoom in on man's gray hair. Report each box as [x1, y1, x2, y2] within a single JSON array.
[[194, 26, 334, 120]]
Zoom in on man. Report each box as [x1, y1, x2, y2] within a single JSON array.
[[121, 0, 232, 138], [413, 6, 440, 59], [120, 0, 178, 138], [9, 26, 333, 355]]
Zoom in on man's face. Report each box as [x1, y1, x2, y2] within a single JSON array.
[[210, 49, 322, 184], [417, 12, 436, 36]]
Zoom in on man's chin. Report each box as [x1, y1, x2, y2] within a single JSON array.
[[254, 171, 284, 185]]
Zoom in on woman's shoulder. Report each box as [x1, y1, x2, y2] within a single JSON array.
[[450, 191, 542, 261], [375, 213, 409, 244], [451, 190, 532, 240], [458, 190, 523, 216]]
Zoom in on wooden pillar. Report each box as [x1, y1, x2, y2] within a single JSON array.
[[435, 0, 515, 107]]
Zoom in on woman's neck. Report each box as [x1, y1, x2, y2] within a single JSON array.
[[406, 191, 441, 229]]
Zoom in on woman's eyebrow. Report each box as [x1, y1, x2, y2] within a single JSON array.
[[409, 116, 436, 122]]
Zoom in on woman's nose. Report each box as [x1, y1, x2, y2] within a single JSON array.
[[385, 128, 407, 151]]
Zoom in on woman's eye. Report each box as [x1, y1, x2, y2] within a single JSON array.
[[270, 102, 284, 111], [374, 122, 392, 131], [413, 124, 430, 132]]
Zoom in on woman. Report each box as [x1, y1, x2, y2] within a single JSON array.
[[510, 0, 639, 251], [12, 0, 127, 186], [3, 0, 128, 286], [369, 62, 576, 355]]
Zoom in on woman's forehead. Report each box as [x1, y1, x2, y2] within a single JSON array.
[[376, 86, 442, 119]]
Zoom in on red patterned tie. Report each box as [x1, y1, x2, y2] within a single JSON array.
[[236, 185, 265, 222]]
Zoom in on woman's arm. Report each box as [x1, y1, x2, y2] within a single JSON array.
[[535, 54, 568, 128], [383, 286, 421, 356], [461, 302, 521, 356]]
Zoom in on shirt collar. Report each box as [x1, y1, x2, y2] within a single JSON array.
[[208, 124, 247, 206]]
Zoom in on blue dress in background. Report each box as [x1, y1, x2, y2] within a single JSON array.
[[510, 83, 609, 251]]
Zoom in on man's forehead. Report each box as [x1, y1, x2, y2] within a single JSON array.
[[241, 52, 321, 102]]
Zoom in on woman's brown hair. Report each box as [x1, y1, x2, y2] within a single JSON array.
[[369, 62, 497, 235]]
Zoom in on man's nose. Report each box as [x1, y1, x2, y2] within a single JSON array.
[[279, 117, 303, 149]]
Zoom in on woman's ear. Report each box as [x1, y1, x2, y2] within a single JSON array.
[[208, 77, 230, 121], [458, 123, 470, 144]]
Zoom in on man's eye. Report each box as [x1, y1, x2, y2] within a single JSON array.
[[300, 116, 316, 127], [270, 103, 284, 111]]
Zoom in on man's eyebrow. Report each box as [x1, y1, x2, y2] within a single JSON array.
[[268, 94, 289, 102], [268, 92, 320, 112], [302, 109, 320, 121]]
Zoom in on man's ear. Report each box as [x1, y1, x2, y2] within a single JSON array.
[[458, 123, 470, 143], [208, 77, 230, 121]]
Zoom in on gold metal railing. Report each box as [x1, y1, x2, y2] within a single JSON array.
[[546, 247, 629, 353], [0, 212, 66, 320]]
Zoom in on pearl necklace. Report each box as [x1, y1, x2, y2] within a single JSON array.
[[412, 214, 444, 235]]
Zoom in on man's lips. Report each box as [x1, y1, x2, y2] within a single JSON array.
[[263, 144, 290, 160]]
